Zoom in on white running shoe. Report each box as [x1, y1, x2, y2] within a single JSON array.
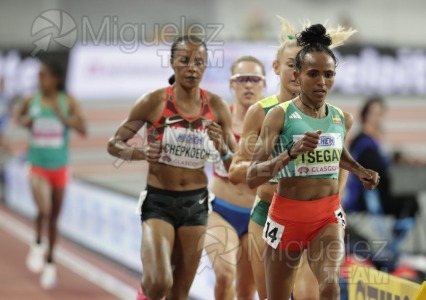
[[40, 263, 57, 289], [26, 243, 45, 273]]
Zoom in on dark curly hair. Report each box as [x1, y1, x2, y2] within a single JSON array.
[[295, 24, 338, 71]]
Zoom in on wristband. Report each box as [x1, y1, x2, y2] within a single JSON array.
[[287, 143, 298, 160], [220, 145, 232, 161]]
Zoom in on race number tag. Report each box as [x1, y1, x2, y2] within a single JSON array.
[[159, 127, 214, 169], [31, 118, 64, 148], [293, 133, 343, 176], [334, 208, 346, 229], [263, 215, 285, 249]]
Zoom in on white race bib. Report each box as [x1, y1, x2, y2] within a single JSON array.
[[334, 207, 346, 229], [263, 215, 285, 249], [31, 118, 64, 148], [293, 133, 343, 176], [159, 127, 217, 169]]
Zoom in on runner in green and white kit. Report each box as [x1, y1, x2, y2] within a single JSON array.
[[247, 23, 378, 300], [229, 17, 357, 299], [17, 61, 86, 289]]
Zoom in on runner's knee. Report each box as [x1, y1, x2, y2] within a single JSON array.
[[215, 263, 235, 288], [142, 272, 173, 300], [318, 274, 340, 299]]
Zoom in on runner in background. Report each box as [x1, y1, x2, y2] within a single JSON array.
[[16, 61, 87, 289], [204, 56, 265, 299]]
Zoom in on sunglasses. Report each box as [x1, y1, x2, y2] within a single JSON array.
[[230, 73, 265, 84]]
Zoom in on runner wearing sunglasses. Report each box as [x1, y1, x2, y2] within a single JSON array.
[[230, 73, 266, 84], [204, 56, 266, 300]]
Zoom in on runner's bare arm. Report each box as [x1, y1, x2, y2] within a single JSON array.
[[338, 111, 353, 195], [247, 106, 289, 189], [53, 95, 87, 136], [208, 94, 238, 172], [339, 145, 380, 190], [107, 92, 161, 162], [228, 103, 264, 185], [16, 97, 33, 129]]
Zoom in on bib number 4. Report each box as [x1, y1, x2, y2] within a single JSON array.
[[263, 216, 285, 249], [334, 208, 346, 229]]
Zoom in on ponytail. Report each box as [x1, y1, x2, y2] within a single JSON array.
[[168, 75, 175, 85]]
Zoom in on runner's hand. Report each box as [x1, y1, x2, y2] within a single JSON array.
[[137, 139, 161, 163], [206, 122, 227, 155], [290, 130, 322, 157], [359, 169, 380, 190]]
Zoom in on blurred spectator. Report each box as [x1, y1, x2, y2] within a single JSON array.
[[343, 97, 419, 276], [339, 98, 422, 300], [344, 97, 389, 213], [344, 97, 418, 219]]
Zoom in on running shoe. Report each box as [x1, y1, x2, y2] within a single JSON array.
[[26, 242, 45, 273], [40, 262, 57, 289]]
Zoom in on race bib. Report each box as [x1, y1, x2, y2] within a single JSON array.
[[159, 127, 216, 169], [334, 207, 346, 229], [293, 133, 343, 176], [31, 118, 64, 148], [263, 215, 285, 249]]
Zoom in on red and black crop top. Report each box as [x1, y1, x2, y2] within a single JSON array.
[[146, 86, 216, 169]]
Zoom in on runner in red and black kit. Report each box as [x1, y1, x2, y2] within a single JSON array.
[[204, 56, 265, 300], [145, 86, 216, 173], [108, 35, 237, 300]]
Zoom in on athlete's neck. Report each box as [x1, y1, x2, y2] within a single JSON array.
[[297, 94, 326, 117], [41, 90, 59, 101], [233, 100, 249, 122], [277, 85, 297, 103], [173, 85, 200, 104]]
